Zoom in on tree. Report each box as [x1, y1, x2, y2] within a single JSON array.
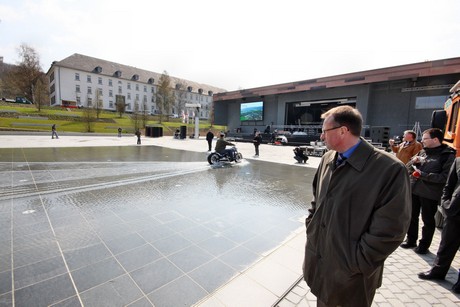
[[32, 75, 49, 112], [0, 61, 15, 98], [82, 104, 96, 132], [174, 80, 188, 116], [115, 95, 126, 118], [130, 99, 142, 131], [94, 88, 103, 119], [14, 44, 43, 102], [156, 71, 175, 123]]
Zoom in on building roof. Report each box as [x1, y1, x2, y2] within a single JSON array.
[[49, 53, 226, 95], [214, 57, 460, 101]]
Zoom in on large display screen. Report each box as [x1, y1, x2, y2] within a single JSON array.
[[240, 101, 264, 121]]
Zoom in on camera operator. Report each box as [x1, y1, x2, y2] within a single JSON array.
[[389, 130, 423, 164]]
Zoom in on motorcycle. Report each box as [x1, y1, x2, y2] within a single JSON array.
[[207, 147, 243, 165]]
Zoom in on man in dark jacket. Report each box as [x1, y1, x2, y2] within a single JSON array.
[[215, 132, 236, 160], [418, 157, 460, 293], [303, 106, 411, 307], [206, 129, 214, 151], [253, 131, 262, 157], [401, 128, 456, 254]]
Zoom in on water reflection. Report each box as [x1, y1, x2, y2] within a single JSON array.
[[1, 145, 314, 307]]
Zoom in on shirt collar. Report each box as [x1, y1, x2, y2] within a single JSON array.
[[340, 139, 362, 159]]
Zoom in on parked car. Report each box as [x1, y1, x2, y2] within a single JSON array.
[[2, 97, 33, 104]]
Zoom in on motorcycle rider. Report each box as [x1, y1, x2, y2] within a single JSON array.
[[215, 132, 237, 160]]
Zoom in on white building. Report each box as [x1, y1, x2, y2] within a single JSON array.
[[46, 54, 225, 119]]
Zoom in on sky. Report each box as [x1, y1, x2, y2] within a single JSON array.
[[1, 0, 460, 91]]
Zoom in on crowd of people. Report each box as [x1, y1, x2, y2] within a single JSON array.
[[393, 128, 460, 294]]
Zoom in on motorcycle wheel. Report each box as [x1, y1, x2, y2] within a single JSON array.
[[207, 153, 220, 165], [235, 153, 243, 162]]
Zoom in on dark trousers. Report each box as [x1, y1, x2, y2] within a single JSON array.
[[207, 140, 212, 151], [431, 216, 460, 276], [407, 194, 439, 248], [254, 144, 259, 155]]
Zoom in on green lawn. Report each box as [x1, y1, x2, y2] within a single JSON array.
[[0, 103, 225, 135]]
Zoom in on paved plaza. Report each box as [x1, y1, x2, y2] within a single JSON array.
[[0, 133, 459, 306]]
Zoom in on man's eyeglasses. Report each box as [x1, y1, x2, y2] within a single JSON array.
[[321, 126, 342, 133]]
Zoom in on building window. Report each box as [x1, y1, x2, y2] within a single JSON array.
[[75, 73, 80, 81], [109, 90, 113, 97], [50, 71, 55, 82], [144, 85, 147, 92], [51, 96, 56, 105], [76, 96, 80, 104], [118, 86, 122, 94], [143, 95, 147, 103], [98, 88, 103, 96], [127, 82, 131, 90], [135, 94, 139, 101], [109, 79, 113, 86], [88, 98, 93, 106], [98, 77, 102, 85], [76, 85, 80, 93], [151, 96, 155, 103], [415, 95, 448, 109], [127, 93, 131, 100], [136, 84, 139, 91], [118, 80, 122, 84], [109, 102, 114, 108], [87, 86, 92, 94], [127, 103, 131, 110], [151, 87, 155, 93], [50, 83, 55, 94], [87, 75, 91, 83]]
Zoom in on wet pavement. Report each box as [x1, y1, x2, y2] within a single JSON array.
[[0, 145, 313, 307], [1, 134, 460, 306]]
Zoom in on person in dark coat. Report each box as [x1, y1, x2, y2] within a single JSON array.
[[118, 127, 122, 137], [303, 106, 411, 307], [293, 147, 308, 163], [400, 128, 455, 254], [253, 131, 262, 157], [135, 129, 141, 145], [418, 157, 460, 293], [206, 129, 214, 151], [215, 132, 236, 159], [51, 124, 59, 139]]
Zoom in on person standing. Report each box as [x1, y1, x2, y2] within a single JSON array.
[[303, 106, 411, 307], [389, 130, 423, 164], [270, 129, 278, 144], [135, 129, 141, 145], [418, 157, 460, 293], [206, 129, 214, 151], [253, 131, 262, 157], [118, 127, 122, 137], [400, 128, 455, 254], [51, 124, 59, 139]]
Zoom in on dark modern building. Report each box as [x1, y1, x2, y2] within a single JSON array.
[[213, 57, 460, 145]]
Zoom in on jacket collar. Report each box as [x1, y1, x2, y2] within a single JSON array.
[[326, 137, 374, 172]]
